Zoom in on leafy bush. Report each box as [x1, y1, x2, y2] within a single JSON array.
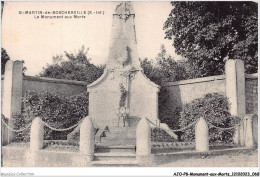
[[151, 128, 178, 142], [179, 93, 241, 143], [15, 90, 89, 141], [13, 114, 31, 142]]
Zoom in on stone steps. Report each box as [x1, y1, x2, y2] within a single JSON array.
[[107, 131, 136, 137], [100, 126, 137, 145], [91, 123, 138, 167], [94, 152, 136, 161], [100, 137, 136, 144], [91, 159, 138, 167], [106, 127, 136, 136], [92, 145, 138, 167], [95, 145, 136, 153], [104, 133, 136, 139], [108, 127, 136, 132]]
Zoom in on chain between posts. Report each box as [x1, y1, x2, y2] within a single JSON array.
[[1, 118, 32, 132], [2, 114, 245, 133], [205, 119, 244, 130], [1, 115, 83, 133], [170, 120, 198, 132], [147, 116, 245, 133], [40, 119, 83, 132], [147, 118, 198, 133]]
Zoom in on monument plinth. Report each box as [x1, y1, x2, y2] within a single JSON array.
[[87, 2, 160, 130]]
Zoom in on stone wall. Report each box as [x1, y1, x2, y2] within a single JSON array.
[[2, 74, 87, 101], [163, 75, 226, 111], [22, 76, 88, 96], [245, 74, 258, 114], [164, 73, 258, 115]]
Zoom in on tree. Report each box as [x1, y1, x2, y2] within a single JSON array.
[[164, 1, 258, 77], [140, 44, 187, 86], [39, 46, 105, 84], [155, 44, 187, 83], [1, 48, 10, 75], [140, 58, 162, 85], [140, 45, 189, 130]]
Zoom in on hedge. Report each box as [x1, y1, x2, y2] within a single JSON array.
[[179, 93, 241, 143], [14, 90, 89, 141]]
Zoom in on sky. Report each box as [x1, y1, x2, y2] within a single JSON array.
[[2, 1, 181, 76]]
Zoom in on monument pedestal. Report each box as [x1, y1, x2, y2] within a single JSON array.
[[88, 2, 159, 166], [97, 117, 139, 146], [87, 2, 160, 132]]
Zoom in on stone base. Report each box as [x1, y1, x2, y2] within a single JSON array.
[[136, 155, 153, 166], [2, 145, 256, 167]]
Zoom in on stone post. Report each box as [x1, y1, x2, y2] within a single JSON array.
[[80, 116, 95, 163], [239, 120, 245, 146], [225, 59, 246, 145], [244, 114, 254, 148], [2, 60, 23, 143], [195, 117, 209, 152], [252, 114, 258, 145], [136, 118, 151, 165], [1, 115, 8, 146], [30, 117, 44, 151]]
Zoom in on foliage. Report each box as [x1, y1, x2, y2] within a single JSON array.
[[39, 46, 105, 84], [140, 44, 188, 86], [140, 58, 162, 85], [155, 45, 188, 83], [119, 83, 127, 107], [164, 1, 258, 76], [13, 114, 31, 142], [140, 45, 186, 129], [1, 48, 10, 75], [1, 48, 27, 75], [179, 93, 241, 143], [14, 91, 89, 141], [151, 128, 178, 142]]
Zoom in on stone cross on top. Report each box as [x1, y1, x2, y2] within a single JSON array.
[[114, 1, 135, 21]]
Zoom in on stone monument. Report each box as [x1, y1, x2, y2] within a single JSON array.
[[88, 2, 160, 133]]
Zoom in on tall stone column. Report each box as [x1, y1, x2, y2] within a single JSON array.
[[225, 59, 246, 145], [2, 60, 23, 143]]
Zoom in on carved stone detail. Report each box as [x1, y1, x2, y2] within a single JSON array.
[[114, 2, 135, 21]]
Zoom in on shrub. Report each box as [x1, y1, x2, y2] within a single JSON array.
[[14, 90, 89, 141], [13, 114, 31, 142], [151, 128, 178, 142], [179, 93, 241, 143]]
